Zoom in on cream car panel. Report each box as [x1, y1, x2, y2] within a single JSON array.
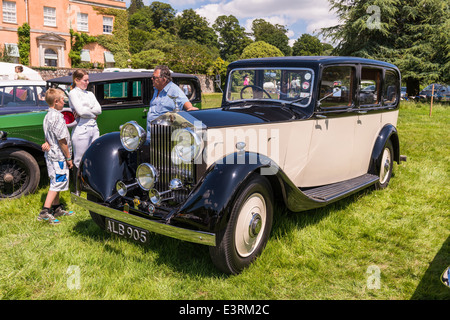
[[204, 123, 289, 169], [299, 116, 355, 187]]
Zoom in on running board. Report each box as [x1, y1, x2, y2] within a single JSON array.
[[302, 173, 379, 202]]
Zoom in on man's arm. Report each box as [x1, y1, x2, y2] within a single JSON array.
[[183, 101, 198, 111]]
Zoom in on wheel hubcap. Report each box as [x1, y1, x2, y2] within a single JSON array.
[[235, 193, 266, 258], [249, 213, 262, 238], [3, 173, 13, 183], [379, 147, 391, 184]]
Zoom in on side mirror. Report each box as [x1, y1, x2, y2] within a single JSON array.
[[332, 87, 342, 97]]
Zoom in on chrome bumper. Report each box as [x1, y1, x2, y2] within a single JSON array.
[[71, 193, 216, 246]]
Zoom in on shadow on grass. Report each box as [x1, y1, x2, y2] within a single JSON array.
[[271, 188, 371, 237], [72, 218, 223, 278], [411, 235, 450, 300], [70, 188, 375, 278]]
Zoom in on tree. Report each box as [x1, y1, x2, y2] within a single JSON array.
[[165, 40, 217, 74], [321, 0, 450, 94], [131, 49, 165, 69], [149, 1, 176, 32], [129, 29, 153, 54], [292, 34, 323, 56], [176, 9, 217, 47], [128, 0, 144, 15], [128, 6, 154, 31], [240, 41, 284, 59], [251, 19, 291, 56], [213, 15, 252, 62]]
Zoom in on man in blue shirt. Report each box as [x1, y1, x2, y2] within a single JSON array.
[[147, 65, 198, 138]]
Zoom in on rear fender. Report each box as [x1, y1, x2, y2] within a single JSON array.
[[368, 124, 400, 176]]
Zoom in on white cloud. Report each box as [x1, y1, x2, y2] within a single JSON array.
[[126, 0, 338, 43], [195, 0, 337, 42]]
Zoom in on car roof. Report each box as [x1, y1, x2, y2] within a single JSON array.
[[0, 62, 44, 81], [229, 56, 399, 70], [47, 71, 198, 84], [0, 80, 47, 86]]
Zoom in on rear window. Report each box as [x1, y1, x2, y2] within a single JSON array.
[[383, 70, 399, 105]]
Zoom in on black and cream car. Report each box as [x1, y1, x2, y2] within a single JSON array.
[[72, 57, 405, 274]]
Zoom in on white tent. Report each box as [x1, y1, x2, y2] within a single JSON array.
[[0, 62, 43, 81]]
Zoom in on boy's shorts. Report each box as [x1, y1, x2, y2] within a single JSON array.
[[46, 158, 69, 192]]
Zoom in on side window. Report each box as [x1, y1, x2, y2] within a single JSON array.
[[319, 66, 355, 108], [0, 87, 4, 106], [101, 81, 143, 105], [360, 68, 382, 106], [383, 70, 399, 105], [2, 86, 37, 106], [37, 86, 48, 106]]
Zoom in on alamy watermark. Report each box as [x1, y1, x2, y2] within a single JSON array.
[[366, 5, 381, 30], [67, 265, 81, 290], [366, 265, 381, 289]]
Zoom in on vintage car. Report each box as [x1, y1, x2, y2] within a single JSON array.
[[71, 56, 405, 274], [0, 72, 201, 199]]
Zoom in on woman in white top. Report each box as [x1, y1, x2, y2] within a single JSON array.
[[69, 70, 102, 170]]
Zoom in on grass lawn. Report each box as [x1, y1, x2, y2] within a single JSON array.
[[0, 97, 448, 300]]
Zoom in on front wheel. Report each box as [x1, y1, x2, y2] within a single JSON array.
[[209, 174, 273, 274]]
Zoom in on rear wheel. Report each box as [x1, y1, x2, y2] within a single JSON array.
[[209, 174, 273, 274], [0, 148, 40, 199], [375, 140, 394, 190]]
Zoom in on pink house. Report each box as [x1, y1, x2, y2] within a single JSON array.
[[0, 0, 126, 67]]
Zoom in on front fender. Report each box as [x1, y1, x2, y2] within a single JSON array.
[[172, 151, 321, 233], [173, 152, 273, 233], [79, 132, 138, 201]]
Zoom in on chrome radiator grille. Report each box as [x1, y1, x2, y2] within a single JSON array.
[[149, 123, 195, 202]]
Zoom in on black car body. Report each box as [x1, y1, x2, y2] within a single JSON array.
[[72, 57, 405, 274]]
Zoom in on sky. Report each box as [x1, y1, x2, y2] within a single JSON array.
[[123, 0, 339, 46]]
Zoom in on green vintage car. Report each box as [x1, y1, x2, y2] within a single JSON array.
[[0, 71, 202, 199]]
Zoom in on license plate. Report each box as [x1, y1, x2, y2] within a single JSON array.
[[106, 218, 149, 244]]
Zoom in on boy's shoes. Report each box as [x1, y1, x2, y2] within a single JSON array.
[[37, 208, 60, 225], [52, 204, 75, 218]]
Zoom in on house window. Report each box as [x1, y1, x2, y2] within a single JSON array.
[[44, 7, 56, 27], [44, 48, 58, 67], [77, 13, 89, 32], [4, 43, 19, 63], [103, 16, 113, 34], [2, 1, 17, 24]]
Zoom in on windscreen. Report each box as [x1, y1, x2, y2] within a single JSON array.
[[226, 68, 314, 107]]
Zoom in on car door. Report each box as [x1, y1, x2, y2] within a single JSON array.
[[299, 65, 357, 187]]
